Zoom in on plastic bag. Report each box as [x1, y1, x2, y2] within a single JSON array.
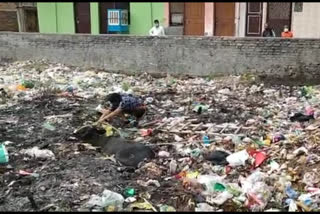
[[22, 146, 55, 160], [226, 150, 249, 167], [195, 203, 215, 211], [159, 205, 176, 212], [286, 185, 299, 199], [241, 170, 266, 194], [246, 182, 272, 211], [85, 189, 124, 211], [197, 174, 226, 195], [207, 191, 233, 205]]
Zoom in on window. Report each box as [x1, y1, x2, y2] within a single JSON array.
[[294, 3, 303, 12], [169, 3, 184, 26]]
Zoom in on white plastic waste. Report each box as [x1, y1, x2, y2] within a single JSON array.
[[208, 191, 233, 205], [195, 203, 215, 211], [197, 174, 226, 195], [226, 149, 249, 167], [240, 170, 266, 194], [158, 151, 170, 158], [246, 182, 272, 211], [22, 147, 55, 160], [137, 179, 161, 188], [85, 189, 124, 211]]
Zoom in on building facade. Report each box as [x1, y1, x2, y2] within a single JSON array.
[[164, 2, 320, 38], [0, 2, 38, 32], [37, 2, 164, 35], [36, 2, 320, 38]]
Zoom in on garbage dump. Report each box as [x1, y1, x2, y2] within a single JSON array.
[[1, 60, 320, 211]]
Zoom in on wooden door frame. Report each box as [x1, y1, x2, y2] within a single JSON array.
[[183, 2, 187, 35], [266, 2, 292, 30], [245, 2, 263, 37], [183, 2, 204, 35], [214, 2, 236, 36]]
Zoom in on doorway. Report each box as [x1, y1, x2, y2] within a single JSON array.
[[214, 3, 235, 36], [267, 2, 292, 37], [184, 2, 204, 36], [74, 2, 91, 34], [25, 9, 39, 32], [245, 2, 263, 37]]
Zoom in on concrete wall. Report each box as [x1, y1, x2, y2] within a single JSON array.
[[292, 3, 320, 38], [37, 3, 75, 34], [1, 32, 320, 83]]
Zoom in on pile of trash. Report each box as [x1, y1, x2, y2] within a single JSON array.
[[1, 60, 320, 211]]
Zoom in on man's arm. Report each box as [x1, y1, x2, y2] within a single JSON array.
[[149, 27, 154, 36], [98, 109, 111, 122], [99, 107, 122, 122], [161, 27, 165, 36]]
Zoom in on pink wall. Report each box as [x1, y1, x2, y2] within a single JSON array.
[[164, 2, 169, 27], [204, 3, 214, 36]]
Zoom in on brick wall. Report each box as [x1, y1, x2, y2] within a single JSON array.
[[0, 32, 320, 84]]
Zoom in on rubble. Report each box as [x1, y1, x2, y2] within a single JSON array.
[[1, 60, 320, 211]]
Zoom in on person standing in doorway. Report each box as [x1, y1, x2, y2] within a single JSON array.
[[149, 20, 165, 36], [281, 25, 293, 38], [262, 23, 276, 37]]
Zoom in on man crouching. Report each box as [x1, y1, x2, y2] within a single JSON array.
[[98, 93, 146, 124]]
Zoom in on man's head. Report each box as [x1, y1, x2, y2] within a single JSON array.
[[264, 23, 269, 29], [154, 19, 160, 28], [106, 93, 122, 109], [284, 25, 289, 32]]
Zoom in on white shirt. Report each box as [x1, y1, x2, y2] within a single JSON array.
[[149, 26, 165, 36]]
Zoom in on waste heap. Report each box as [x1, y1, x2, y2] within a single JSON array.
[[1, 60, 320, 212]]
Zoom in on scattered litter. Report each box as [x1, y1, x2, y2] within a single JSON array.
[[141, 129, 152, 137], [2, 60, 320, 211], [159, 204, 176, 212], [85, 189, 124, 211], [0, 144, 9, 164], [124, 188, 136, 197], [137, 179, 161, 188], [226, 150, 249, 167], [21, 147, 55, 160], [158, 151, 170, 158], [205, 150, 229, 165], [42, 122, 56, 131]]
